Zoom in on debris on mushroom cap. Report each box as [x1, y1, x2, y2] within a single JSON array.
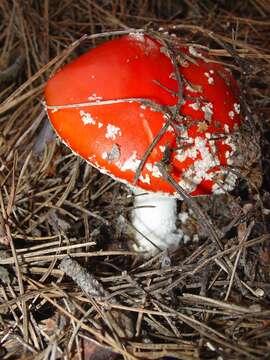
[[45, 33, 246, 196]]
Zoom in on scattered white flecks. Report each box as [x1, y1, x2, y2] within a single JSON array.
[[224, 124, 230, 133], [80, 110, 95, 125], [51, 108, 58, 113], [145, 163, 162, 178], [159, 145, 166, 153], [212, 171, 238, 194], [98, 122, 103, 128], [86, 157, 131, 187], [209, 140, 217, 155], [178, 172, 197, 193], [90, 75, 95, 79], [224, 135, 237, 152], [105, 124, 122, 140], [210, 69, 214, 74], [177, 136, 223, 193], [118, 151, 140, 172], [201, 102, 213, 122], [205, 132, 211, 139], [177, 125, 191, 143], [88, 93, 103, 102], [88, 154, 96, 162], [175, 145, 198, 162], [228, 110, 235, 119], [188, 102, 200, 111], [194, 136, 220, 171], [189, 46, 202, 58], [139, 174, 151, 184], [204, 72, 214, 85], [102, 144, 121, 163], [225, 150, 234, 165], [101, 152, 107, 160], [234, 103, 240, 114], [158, 27, 164, 31], [167, 125, 174, 132], [140, 104, 146, 110], [178, 211, 189, 223], [128, 32, 145, 41], [139, 113, 144, 118]]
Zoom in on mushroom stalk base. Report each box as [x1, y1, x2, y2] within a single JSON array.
[[131, 189, 181, 254]]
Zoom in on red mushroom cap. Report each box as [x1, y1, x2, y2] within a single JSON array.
[[45, 33, 242, 196]]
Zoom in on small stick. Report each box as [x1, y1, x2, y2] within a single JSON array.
[[59, 256, 134, 339], [59, 256, 108, 299], [133, 31, 185, 185], [156, 163, 246, 295], [45, 97, 167, 113]]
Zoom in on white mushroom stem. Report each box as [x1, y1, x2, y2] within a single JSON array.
[[131, 188, 181, 253]]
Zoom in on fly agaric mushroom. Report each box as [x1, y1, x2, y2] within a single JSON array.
[[44, 33, 245, 253]]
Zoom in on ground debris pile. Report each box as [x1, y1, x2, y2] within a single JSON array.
[[0, 1, 270, 359]]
